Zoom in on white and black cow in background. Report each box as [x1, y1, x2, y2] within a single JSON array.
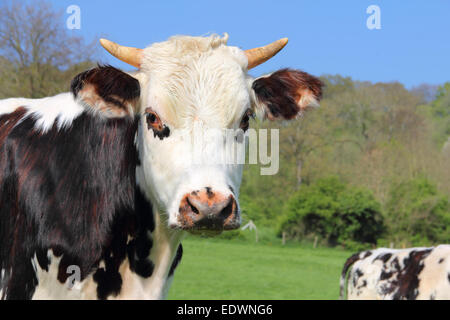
[[0, 34, 323, 299], [340, 245, 450, 300]]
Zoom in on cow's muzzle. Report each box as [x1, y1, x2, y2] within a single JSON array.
[[177, 188, 240, 231]]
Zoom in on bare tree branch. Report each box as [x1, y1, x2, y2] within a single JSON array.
[[0, 0, 97, 98]]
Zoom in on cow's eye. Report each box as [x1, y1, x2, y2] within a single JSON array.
[[144, 107, 171, 140], [148, 113, 157, 124], [239, 109, 254, 132], [145, 108, 163, 131]]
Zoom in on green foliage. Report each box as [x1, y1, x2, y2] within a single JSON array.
[[430, 82, 450, 144], [432, 83, 450, 118], [239, 161, 290, 226], [278, 177, 384, 248], [385, 177, 450, 245], [319, 74, 354, 99]]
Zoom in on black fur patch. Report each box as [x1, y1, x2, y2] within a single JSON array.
[[390, 257, 401, 272], [126, 187, 156, 280], [358, 280, 367, 290], [168, 245, 183, 277], [92, 205, 133, 300], [152, 125, 171, 140], [252, 68, 323, 120], [376, 253, 392, 263], [93, 267, 123, 300], [352, 268, 364, 288], [35, 248, 50, 272], [127, 188, 156, 279], [93, 187, 155, 299], [392, 249, 432, 300], [380, 270, 393, 281]]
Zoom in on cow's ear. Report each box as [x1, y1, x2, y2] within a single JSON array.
[[250, 68, 323, 121], [71, 65, 141, 118]]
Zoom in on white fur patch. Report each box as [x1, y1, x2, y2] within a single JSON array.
[[0, 93, 84, 133], [0, 268, 4, 299], [31, 250, 88, 300], [297, 90, 320, 109]]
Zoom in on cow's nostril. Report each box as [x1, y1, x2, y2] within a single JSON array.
[[219, 198, 234, 218], [186, 197, 199, 215]]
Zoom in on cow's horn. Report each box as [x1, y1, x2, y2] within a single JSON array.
[[245, 38, 288, 69], [100, 38, 143, 68]]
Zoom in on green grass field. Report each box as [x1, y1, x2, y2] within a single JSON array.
[[168, 237, 352, 300]]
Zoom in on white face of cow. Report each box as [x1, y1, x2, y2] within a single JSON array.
[[102, 34, 324, 232]]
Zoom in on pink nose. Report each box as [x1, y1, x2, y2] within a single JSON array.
[[178, 187, 240, 230]]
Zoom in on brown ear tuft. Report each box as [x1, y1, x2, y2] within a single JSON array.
[[71, 65, 140, 118], [252, 68, 323, 120]]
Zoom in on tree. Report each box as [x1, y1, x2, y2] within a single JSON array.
[[0, 0, 96, 98], [411, 83, 439, 104], [430, 82, 450, 143], [278, 177, 384, 250], [385, 177, 450, 245]]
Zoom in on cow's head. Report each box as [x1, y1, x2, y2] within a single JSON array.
[[100, 34, 323, 233]]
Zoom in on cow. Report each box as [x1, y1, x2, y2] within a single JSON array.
[[0, 34, 323, 299], [340, 245, 450, 300]]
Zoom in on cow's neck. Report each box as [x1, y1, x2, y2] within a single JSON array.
[[85, 185, 184, 300], [117, 207, 184, 300]]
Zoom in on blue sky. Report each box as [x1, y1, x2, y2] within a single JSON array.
[[44, 1, 450, 88]]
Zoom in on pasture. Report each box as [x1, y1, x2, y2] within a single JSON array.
[[168, 237, 352, 300]]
